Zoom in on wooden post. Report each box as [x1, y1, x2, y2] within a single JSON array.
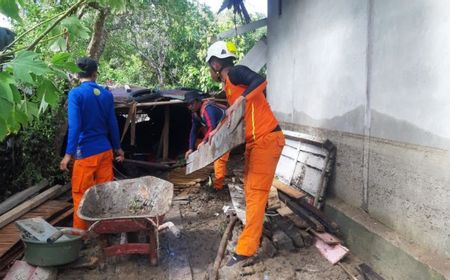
[[162, 106, 170, 161]]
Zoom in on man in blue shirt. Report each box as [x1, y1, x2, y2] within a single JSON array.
[[184, 91, 229, 190], [60, 57, 124, 229]]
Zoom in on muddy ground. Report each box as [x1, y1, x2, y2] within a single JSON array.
[[57, 182, 356, 280]]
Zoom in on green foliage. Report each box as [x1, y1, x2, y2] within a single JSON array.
[[0, 0, 265, 195], [0, 0, 21, 21], [8, 51, 51, 84], [100, 1, 265, 93], [0, 108, 68, 197]]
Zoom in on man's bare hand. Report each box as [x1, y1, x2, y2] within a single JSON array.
[[115, 148, 125, 162], [185, 149, 193, 160], [208, 129, 217, 144], [60, 154, 72, 172]]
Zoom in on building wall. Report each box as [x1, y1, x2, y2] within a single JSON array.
[[267, 0, 450, 259]]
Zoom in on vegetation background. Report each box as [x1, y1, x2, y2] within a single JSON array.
[[0, 0, 265, 199]]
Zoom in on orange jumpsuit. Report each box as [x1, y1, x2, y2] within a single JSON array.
[[213, 152, 230, 190], [224, 76, 285, 256], [71, 150, 114, 230]]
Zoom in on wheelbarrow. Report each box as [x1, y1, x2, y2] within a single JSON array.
[[77, 176, 174, 266]]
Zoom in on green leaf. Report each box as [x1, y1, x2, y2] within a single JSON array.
[[0, 118, 7, 141], [0, 97, 13, 120], [10, 84, 21, 103], [51, 52, 71, 65], [61, 16, 90, 40], [8, 51, 51, 85], [38, 79, 60, 107], [97, 0, 126, 13], [48, 37, 67, 52], [26, 101, 39, 117], [39, 96, 48, 114], [0, 72, 15, 102], [0, 0, 21, 21], [51, 52, 80, 72]]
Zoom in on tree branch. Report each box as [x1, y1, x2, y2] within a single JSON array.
[[1, 10, 67, 52], [26, 0, 86, 51]]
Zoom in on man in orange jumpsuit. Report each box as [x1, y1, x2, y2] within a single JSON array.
[[184, 90, 230, 190], [60, 57, 124, 230], [205, 41, 285, 266]]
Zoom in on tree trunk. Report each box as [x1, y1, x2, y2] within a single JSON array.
[[87, 8, 109, 61]]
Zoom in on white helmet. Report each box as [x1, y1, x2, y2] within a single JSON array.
[[205, 41, 237, 63]]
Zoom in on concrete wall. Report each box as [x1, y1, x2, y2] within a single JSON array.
[[267, 0, 450, 260]]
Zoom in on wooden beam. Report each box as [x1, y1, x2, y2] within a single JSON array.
[[216, 18, 267, 40], [0, 180, 48, 216], [122, 159, 170, 170], [115, 99, 183, 109], [272, 178, 306, 199], [0, 184, 70, 229], [162, 106, 170, 160], [186, 100, 246, 174]]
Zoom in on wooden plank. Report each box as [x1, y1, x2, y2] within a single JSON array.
[[0, 180, 48, 216], [272, 178, 306, 199], [0, 184, 70, 229], [48, 208, 73, 225], [123, 159, 170, 170], [216, 18, 267, 40], [115, 99, 183, 109], [0, 200, 71, 257], [0, 206, 72, 274], [162, 105, 170, 160], [186, 100, 245, 174], [309, 230, 341, 245], [276, 206, 294, 217]]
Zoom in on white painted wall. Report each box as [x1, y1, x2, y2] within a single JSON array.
[[267, 0, 450, 260]]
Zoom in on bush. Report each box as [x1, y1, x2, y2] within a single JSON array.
[[0, 106, 69, 200]]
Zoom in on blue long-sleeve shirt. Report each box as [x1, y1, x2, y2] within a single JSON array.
[[66, 81, 121, 159], [189, 101, 226, 150]]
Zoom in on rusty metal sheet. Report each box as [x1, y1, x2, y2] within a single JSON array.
[[186, 100, 245, 174]]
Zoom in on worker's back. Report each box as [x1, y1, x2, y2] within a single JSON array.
[[66, 81, 119, 159]]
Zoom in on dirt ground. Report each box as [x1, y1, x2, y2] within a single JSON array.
[[57, 182, 355, 280]]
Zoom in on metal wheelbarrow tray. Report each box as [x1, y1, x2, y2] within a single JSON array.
[[78, 176, 173, 265]]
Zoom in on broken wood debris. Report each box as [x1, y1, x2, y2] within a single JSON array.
[[0, 184, 70, 229], [272, 216, 312, 248], [167, 166, 212, 188], [0, 183, 72, 275], [0, 180, 49, 216], [211, 215, 238, 280], [122, 158, 171, 170], [272, 178, 306, 199]]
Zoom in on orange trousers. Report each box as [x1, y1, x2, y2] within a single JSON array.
[[213, 152, 230, 190], [71, 150, 114, 230], [235, 131, 285, 256]]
